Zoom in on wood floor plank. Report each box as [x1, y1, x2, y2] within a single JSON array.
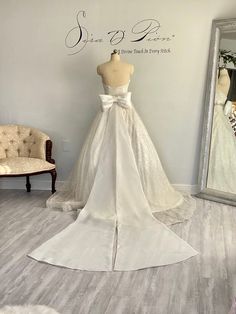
[[0, 190, 236, 314]]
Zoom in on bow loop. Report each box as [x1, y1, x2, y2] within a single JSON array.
[[99, 92, 132, 112]]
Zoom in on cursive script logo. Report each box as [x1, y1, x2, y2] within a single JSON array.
[[108, 30, 125, 46], [65, 10, 174, 55], [131, 19, 160, 42], [65, 11, 89, 55]]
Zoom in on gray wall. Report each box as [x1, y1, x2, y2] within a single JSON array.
[[1, 0, 236, 191]]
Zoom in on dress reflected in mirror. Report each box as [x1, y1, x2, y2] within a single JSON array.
[[207, 68, 236, 193]]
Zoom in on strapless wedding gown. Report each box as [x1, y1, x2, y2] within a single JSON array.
[[207, 89, 236, 193], [28, 82, 198, 271]]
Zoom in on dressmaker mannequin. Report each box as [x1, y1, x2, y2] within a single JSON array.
[[216, 67, 230, 96], [29, 49, 198, 272], [216, 68, 233, 116], [97, 50, 134, 87]]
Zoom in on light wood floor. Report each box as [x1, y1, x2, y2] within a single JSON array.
[[0, 190, 235, 314]]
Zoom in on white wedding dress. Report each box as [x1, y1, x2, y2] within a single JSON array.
[[28, 81, 198, 271], [207, 89, 236, 193]]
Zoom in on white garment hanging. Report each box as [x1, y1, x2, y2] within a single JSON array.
[[207, 89, 236, 194]]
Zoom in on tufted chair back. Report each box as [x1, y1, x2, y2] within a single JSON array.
[[0, 125, 50, 160]]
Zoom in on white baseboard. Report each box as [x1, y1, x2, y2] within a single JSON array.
[[174, 184, 200, 195], [0, 178, 199, 195]]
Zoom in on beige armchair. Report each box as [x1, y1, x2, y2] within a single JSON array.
[[0, 124, 57, 193]]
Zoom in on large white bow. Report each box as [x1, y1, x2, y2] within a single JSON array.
[[99, 92, 132, 112]]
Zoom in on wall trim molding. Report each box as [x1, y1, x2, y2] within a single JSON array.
[[0, 178, 200, 195]]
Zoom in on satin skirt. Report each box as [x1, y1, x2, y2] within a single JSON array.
[[28, 105, 198, 271], [46, 104, 196, 226]]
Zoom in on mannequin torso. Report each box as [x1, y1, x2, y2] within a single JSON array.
[[216, 68, 231, 96], [97, 52, 134, 87]]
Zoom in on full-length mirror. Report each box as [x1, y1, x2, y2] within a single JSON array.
[[198, 18, 236, 205]]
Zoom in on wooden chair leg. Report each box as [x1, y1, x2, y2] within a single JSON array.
[[26, 176, 31, 192], [50, 169, 57, 194]]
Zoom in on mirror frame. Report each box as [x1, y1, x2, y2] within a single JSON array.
[[197, 18, 236, 206]]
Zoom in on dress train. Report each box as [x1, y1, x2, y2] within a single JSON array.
[[28, 91, 198, 271]]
